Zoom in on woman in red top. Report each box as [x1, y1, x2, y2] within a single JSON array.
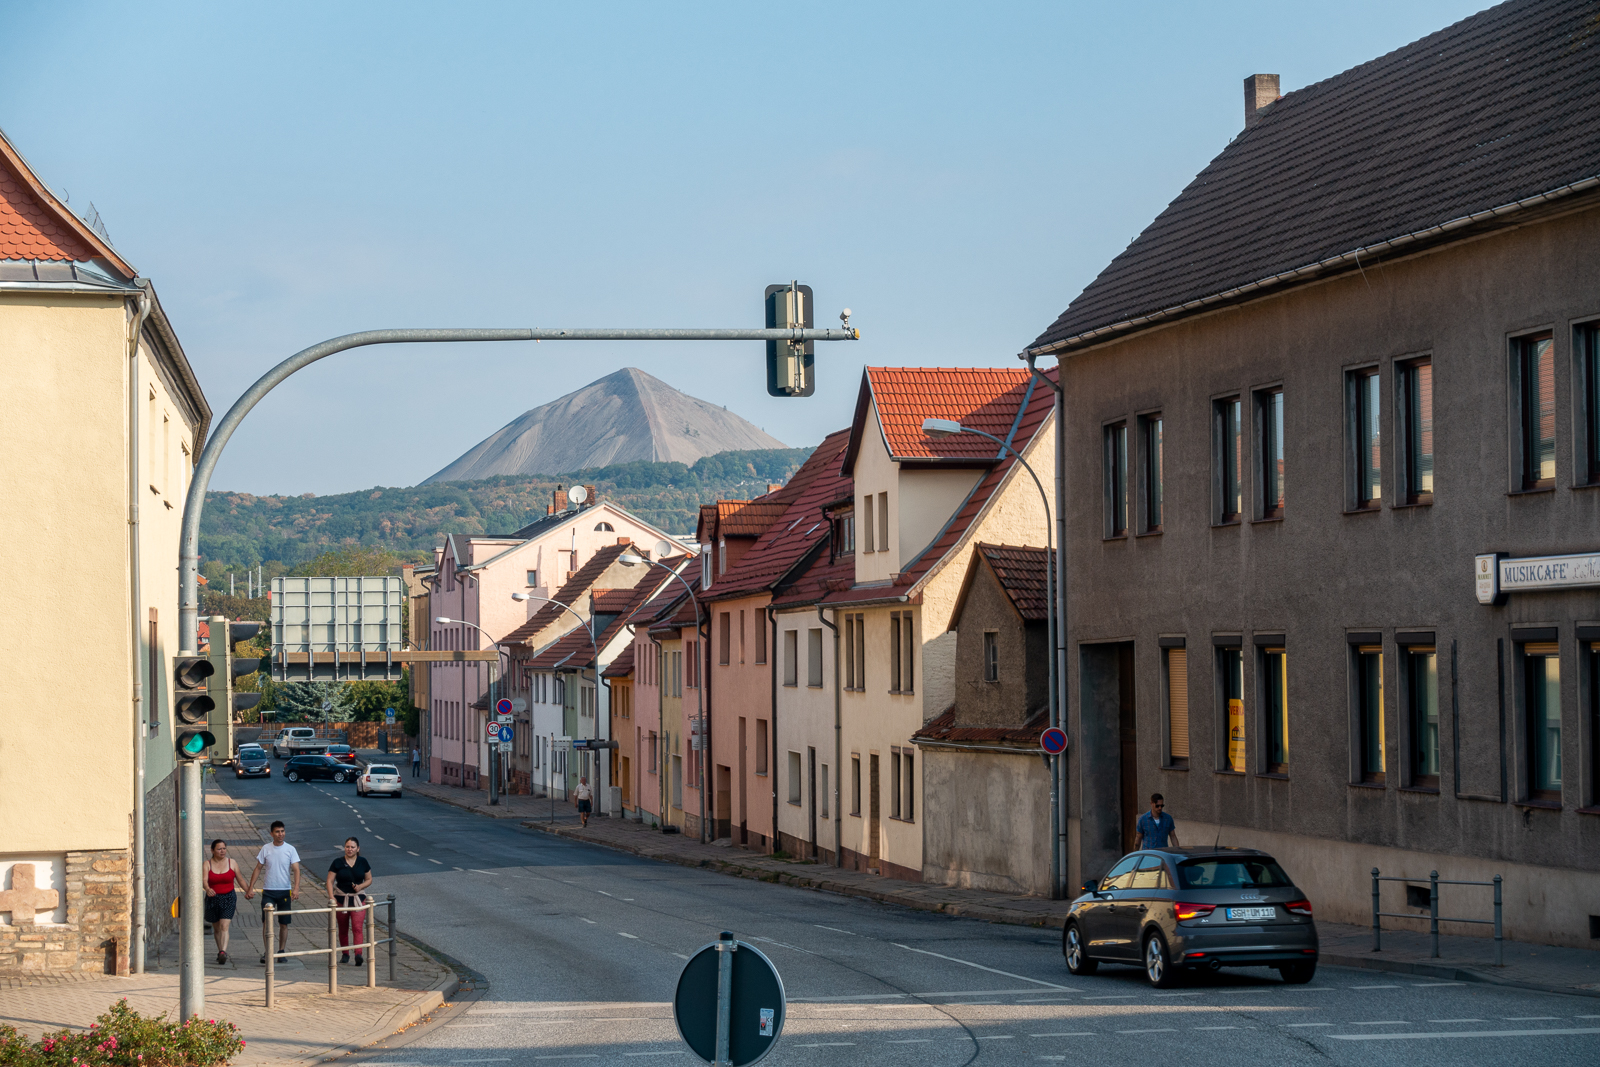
[[204, 839, 245, 965]]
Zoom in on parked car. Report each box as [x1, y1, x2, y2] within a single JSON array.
[[235, 745, 271, 778], [283, 754, 354, 784], [1062, 847, 1318, 987], [272, 727, 328, 758], [357, 764, 403, 798], [325, 744, 362, 766]]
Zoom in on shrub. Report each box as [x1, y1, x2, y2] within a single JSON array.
[[0, 1000, 244, 1067]]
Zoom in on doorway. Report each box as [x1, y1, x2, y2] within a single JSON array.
[[1079, 641, 1138, 886], [807, 747, 818, 859], [868, 754, 882, 872], [715, 764, 732, 841], [738, 717, 749, 845]]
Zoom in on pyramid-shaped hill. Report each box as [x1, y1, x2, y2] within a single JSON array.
[[422, 368, 788, 484]]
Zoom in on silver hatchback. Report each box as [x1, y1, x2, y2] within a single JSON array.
[[1063, 847, 1318, 987], [357, 763, 403, 798]]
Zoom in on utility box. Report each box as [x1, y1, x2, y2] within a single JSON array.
[[271, 576, 406, 681], [607, 785, 623, 817]]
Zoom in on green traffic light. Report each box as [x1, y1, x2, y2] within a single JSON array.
[[181, 734, 207, 755], [177, 730, 214, 757]]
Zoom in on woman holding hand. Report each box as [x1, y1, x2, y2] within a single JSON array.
[[326, 836, 373, 965], [204, 839, 246, 965]]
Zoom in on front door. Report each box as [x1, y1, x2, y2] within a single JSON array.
[[1084, 855, 1140, 958], [1107, 854, 1167, 957], [868, 754, 882, 871]]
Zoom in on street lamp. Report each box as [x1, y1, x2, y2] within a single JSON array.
[[922, 416, 1065, 899], [436, 616, 510, 806], [617, 547, 708, 843], [511, 593, 603, 819]]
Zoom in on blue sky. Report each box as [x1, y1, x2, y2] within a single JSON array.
[[2, 1, 1490, 495]]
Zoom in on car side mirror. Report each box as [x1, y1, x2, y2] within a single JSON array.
[[1082, 880, 1103, 897]]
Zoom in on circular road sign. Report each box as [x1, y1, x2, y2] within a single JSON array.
[[674, 933, 785, 1066], [495, 698, 513, 716], [1040, 727, 1068, 755], [496, 724, 514, 744], [486, 721, 501, 741]]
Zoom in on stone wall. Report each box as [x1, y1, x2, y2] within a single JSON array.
[[143, 768, 179, 951], [0, 851, 131, 975]]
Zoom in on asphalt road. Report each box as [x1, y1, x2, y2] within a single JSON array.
[[215, 768, 1600, 1066]]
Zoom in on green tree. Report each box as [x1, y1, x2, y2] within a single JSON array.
[[270, 681, 355, 722], [292, 546, 422, 577]]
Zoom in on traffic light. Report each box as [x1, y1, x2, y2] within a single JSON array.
[[208, 618, 264, 760], [174, 654, 215, 760], [765, 281, 814, 397]]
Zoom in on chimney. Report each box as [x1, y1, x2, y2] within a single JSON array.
[[546, 503, 554, 515], [767, 483, 782, 494], [1244, 73, 1280, 128], [583, 485, 597, 507], [553, 485, 568, 512]]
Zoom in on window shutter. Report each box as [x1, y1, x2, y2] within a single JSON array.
[[1168, 649, 1189, 759]]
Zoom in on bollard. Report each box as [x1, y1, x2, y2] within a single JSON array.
[[328, 904, 338, 995], [1429, 870, 1440, 959], [387, 894, 397, 983], [264, 903, 275, 1008], [1371, 868, 1381, 952], [366, 898, 377, 988], [1493, 875, 1504, 967]]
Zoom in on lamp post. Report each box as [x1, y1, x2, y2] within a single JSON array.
[[617, 550, 707, 843], [921, 417, 1064, 899], [510, 593, 602, 817], [435, 617, 509, 806]]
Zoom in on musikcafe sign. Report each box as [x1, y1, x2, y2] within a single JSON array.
[[1476, 551, 1600, 603]]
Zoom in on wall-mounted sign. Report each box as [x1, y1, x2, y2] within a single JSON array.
[[1479, 550, 1600, 603]]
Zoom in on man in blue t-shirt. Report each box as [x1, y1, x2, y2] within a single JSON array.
[[1134, 793, 1180, 850]]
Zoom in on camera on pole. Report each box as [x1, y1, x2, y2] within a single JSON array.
[[173, 655, 216, 760], [765, 282, 814, 397]]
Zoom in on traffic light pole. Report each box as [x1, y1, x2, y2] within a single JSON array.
[[178, 759, 204, 1016], [174, 322, 856, 1019]]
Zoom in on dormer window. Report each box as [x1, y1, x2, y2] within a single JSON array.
[[594, 521, 614, 532]]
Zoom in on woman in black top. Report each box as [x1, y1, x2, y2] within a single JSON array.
[[326, 836, 373, 965]]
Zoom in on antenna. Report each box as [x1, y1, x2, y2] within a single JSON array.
[[1214, 827, 1222, 851]]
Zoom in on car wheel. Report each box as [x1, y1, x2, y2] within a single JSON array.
[[333, 771, 347, 783], [1062, 922, 1098, 976], [1144, 931, 1180, 988], [286, 771, 300, 782], [1278, 960, 1316, 984]]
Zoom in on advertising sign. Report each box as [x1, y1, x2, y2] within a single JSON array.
[[1227, 699, 1245, 772], [1497, 550, 1600, 594]]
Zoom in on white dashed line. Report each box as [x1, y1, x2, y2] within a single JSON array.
[[390, 843, 400, 848], [814, 925, 855, 935], [580, 918, 597, 924], [597, 890, 613, 897], [1194, 1026, 1244, 1031], [974, 1035, 1014, 1040], [407, 851, 419, 856], [622, 1053, 686, 1058], [619, 932, 639, 939], [429, 859, 442, 864], [1351, 1021, 1408, 1026], [1288, 1023, 1333, 1028], [889, 943, 1069, 990], [469, 869, 498, 875], [1117, 1029, 1176, 1034], [886, 1039, 931, 1044], [374, 836, 385, 841], [1330, 1027, 1600, 1042], [673, 953, 690, 960], [1505, 1017, 1560, 1021], [1083, 995, 1137, 1000], [1411, 982, 1464, 987], [1428, 1019, 1484, 1023], [1349, 984, 1399, 990], [1030, 1033, 1094, 1038]]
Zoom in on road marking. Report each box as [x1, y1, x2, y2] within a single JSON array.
[[469, 869, 498, 875], [1577, 1015, 1600, 1020], [457, 1060, 513, 1062], [1351, 1021, 1408, 1025], [580, 918, 597, 924], [1117, 1029, 1176, 1034], [1288, 1023, 1333, 1028], [1030, 1033, 1095, 1038], [622, 1053, 686, 1058], [453, 867, 464, 871], [407, 851, 419, 856], [889, 943, 1070, 990], [793, 1043, 855, 1048], [973, 1035, 1014, 1040], [390, 843, 400, 848], [673, 953, 690, 960], [1505, 1017, 1560, 1021], [1083, 995, 1137, 1000], [429, 859, 442, 864], [1429, 1019, 1485, 1023], [374, 836, 385, 840], [1330, 1027, 1600, 1041], [1411, 982, 1464, 987], [885, 1039, 931, 1044], [1153, 991, 1203, 997], [814, 925, 855, 935], [1193, 1026, 1243, 1031], [1349, 984, 1399, 989], [619, 932, 639, 939], [535, 1057, 600, 1061], [793, 989, 1057, 1002], [597, 890, 613, 896]]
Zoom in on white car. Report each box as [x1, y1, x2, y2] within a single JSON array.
[[357, 764, 403, 798]]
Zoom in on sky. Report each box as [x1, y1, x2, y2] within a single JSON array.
[[1, 0, 1492, 496]]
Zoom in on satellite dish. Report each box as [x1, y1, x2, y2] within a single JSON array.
[[568, 485, 589, 505], [654, 540, 675, 559]]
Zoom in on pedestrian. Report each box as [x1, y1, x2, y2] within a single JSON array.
[[242, 819, 301, 963], [326, 837, 373, 966], [203, 839, 245, 965], [1133, 793, 1180, 850], [411, 745, 421, 778], [574, 775, 593, 828]]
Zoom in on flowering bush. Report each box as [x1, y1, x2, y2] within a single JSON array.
[[0, 1001, 244, 1067]]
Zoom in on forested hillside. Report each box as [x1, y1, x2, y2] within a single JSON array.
[[199, 446, 813, 578]]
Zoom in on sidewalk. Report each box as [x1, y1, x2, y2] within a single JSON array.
[[403, 776, 554, 821], [0, 776, 460, 1067], [501, 800, 1600, 999]]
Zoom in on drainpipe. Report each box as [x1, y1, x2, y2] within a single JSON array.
[[766, 605, 779, 854], [1027, 352, 1068, 899], [127, 282, 152, 973], [816, 604, 841, 867]]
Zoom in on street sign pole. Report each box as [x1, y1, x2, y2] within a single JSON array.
[[674, 932, 785, 1066], [488, 660, 499, 807], [715, 936, 735, 1066]]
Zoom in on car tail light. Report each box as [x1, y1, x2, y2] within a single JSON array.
[[1175, 902, 1216, 921], [1286, 899, 1313, 916]]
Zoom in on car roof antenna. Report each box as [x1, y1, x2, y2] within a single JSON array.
[[1214, 827, 1222, 851]]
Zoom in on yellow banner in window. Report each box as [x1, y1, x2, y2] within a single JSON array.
[[1228, 698, 1245, 772]]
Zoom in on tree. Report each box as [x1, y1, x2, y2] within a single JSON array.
[[269, 681, 355, 722], [292, 546, 420, 578]]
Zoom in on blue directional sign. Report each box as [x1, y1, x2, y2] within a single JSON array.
[[1040, 727, 1068, 755], [496, 724, 513, 743]]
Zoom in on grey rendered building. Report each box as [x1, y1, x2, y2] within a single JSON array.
[[1030, 0, 1600, 946]]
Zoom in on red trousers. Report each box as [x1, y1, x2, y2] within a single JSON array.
[[335, 896, 366, 951]]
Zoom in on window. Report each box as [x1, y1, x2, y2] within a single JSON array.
[[1164, 646, 1188, 769], [901, 751, 914, 821], [1590, 640, 1600, 807], [1099, 855, 1141, 891], [1398, 358, 1434, 502], [850, 755, 861, 815], [700, 548, 712, 589], [782, 631, 798, 687], [755, 614, 767, 664], [889, 611, 914, 692], [739, 610, 746, 664], [982, 631, 999, 683], [1130, 854, 1170, 890], [834, 512, 855, 555], [1105, 421, 1129, 536], [861, 496, 875, 552], [1517, 333, 1556, 489], [1350, 367, 1381, 509], [1356, 646, 1384, 783], [878, 492, 889, 558], [1261, 645, 1287, 772], [1523, 641, 1561, 800], [1143, 414, 1164, 532], [807, 628, 824, 687], [147, 611, 159, 733], [672, 753, 683, 809], [890, 747, 901, 818], [1582, 324, 1600, 486], [1218, 645, 1244, 772], [648, 731, 658, 773], [1257, 388, 1285, 518], [719, 612, 731, 665], [820, 764, 829, 818], [787, 752, 802, 804], [1407, 647, 1439, 788], [718, 538, 727, 575], [594, 521, 614, 532], [687, 640, 698, 688], [755, 719, 768, 774], [1215, 397, 1243, 523], [843, 613, 865, 691]]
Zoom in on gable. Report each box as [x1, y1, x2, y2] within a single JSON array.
[[0, 131, 134, 275]]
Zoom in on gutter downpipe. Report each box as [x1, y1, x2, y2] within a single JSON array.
[[816, 604, 841, 867], [1026, 353, 1067, 900], [127, 282, 152, 974]]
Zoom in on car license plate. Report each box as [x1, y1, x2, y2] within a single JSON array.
[[1226, 906, 1276, 921]]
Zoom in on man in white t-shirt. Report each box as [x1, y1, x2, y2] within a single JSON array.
[[574, 777, 593, 828], [242, 820, 301, 963]]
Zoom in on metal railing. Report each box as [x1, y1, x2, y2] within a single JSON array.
[[1370, 868, 1502, 966], [262, 894, 398, 1007]]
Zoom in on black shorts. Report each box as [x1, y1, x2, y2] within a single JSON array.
[[261, 889, 293, 924], [577, 799, 592, 813], [204, 891, 237, 924]]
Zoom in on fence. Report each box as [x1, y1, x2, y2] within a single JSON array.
[[1370, 868, 1502, 966], [262, 895, 398, 1007]]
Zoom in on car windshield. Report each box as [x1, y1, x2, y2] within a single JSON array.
[[368, 766, 398, 775], [1176, 857, 1295, 889]]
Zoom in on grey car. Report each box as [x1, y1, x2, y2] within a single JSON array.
[[1063, 847, 1318, 987], [235, 745, 271, 778]]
